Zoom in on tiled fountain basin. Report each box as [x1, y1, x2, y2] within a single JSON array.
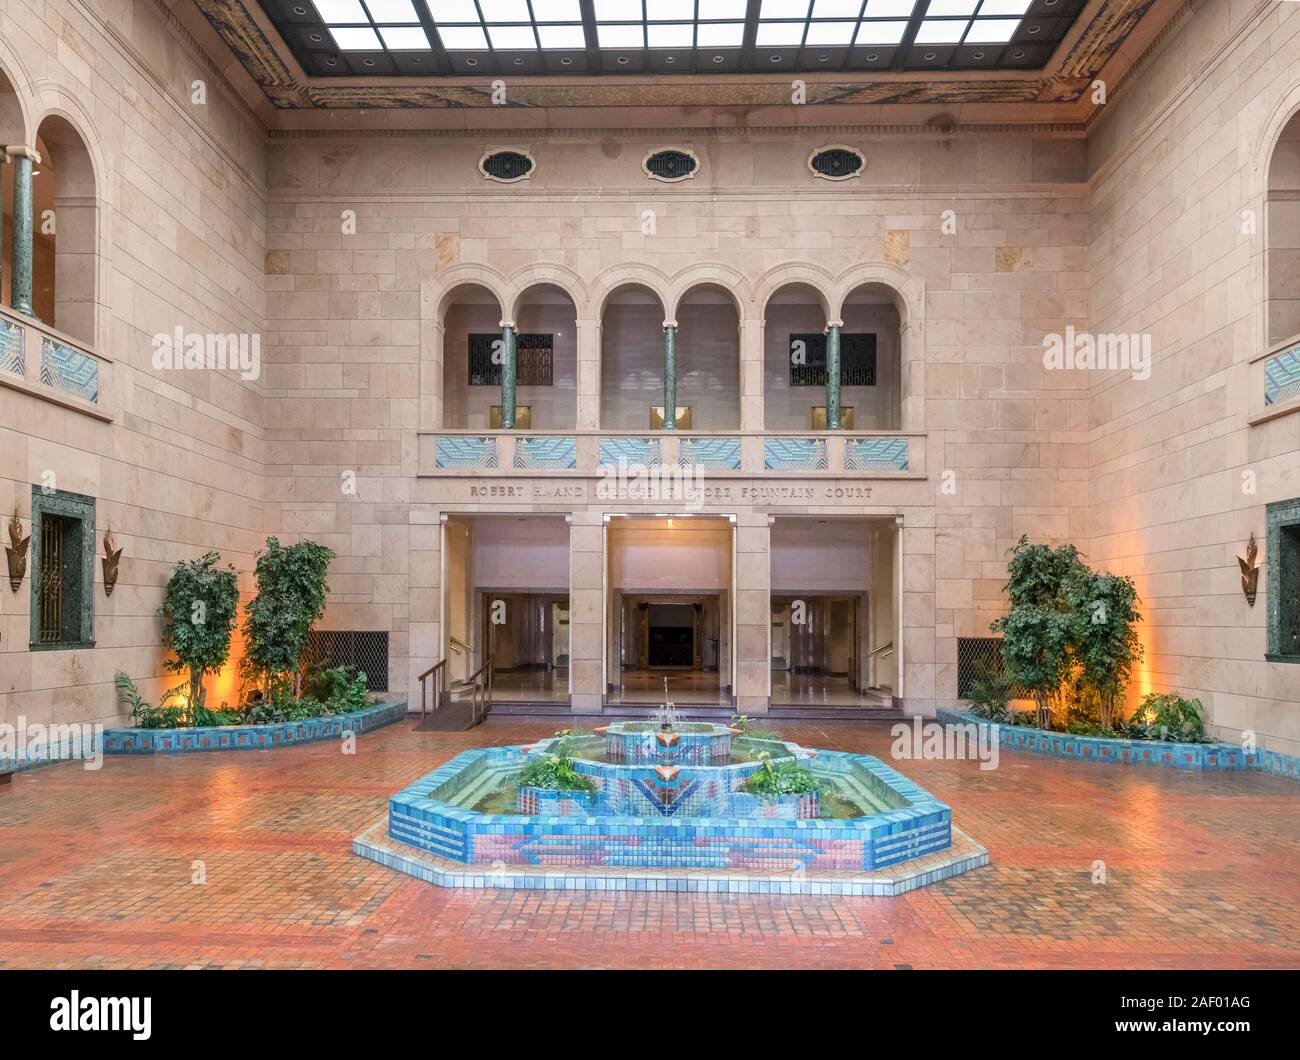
[[385, 743, 953, 874], [597, 721, 737, 764]]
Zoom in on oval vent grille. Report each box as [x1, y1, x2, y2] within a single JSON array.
[[480, 150, 534, 183], [809, 146, 864, 181], [644, 148, 699, 182]]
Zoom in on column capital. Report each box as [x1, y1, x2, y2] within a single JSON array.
[[498, 319, 515, 330], [662, 319, 677, 330], [823, 319, 844, 333], [4, 146, 42, 164]]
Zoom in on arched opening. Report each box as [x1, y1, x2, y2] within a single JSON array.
[[762, 282, 834, 430], [439, 282, 506, 429], [0, 65, 26, 312], [599, 283, 669, 430], [512, 282, 578, 429], [1267, 110, 1300, 345], [838, 282, 904, 430], [674, 283, 741, 431], [32, 115, 97, 344]]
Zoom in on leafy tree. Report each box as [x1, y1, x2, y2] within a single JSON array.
[[1002, 534, 1086, 608], [160, 552, 240, 712], [992, 604, 1075, 729], [242, 537, 334, 698], [1067, 571, 1143, 730]]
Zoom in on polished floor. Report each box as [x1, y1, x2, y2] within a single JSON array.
[[490, 670, 569, 703], [770, 672, 893, 708], [606, 668, 728, 705], [0, 718, 1296, 969]]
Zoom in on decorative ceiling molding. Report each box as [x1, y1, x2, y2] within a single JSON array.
[[192, 0, 1165, 115]]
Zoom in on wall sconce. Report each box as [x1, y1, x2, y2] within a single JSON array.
[[102, 528, 123, 597], [5, 511, 29, 592], [1238, 533, 1260, 606]]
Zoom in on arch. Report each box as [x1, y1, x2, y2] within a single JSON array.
[[0, 44, 35, 146], [832, 263, 923, 331], [503, 262, 586, 323], [589, 264, 672, 321], [32, 98, 103, 346], [667, 263, 751, 321], [834, 264, 926, 435], [1259, 86, 1300, 348], [428, 266, 508, 324], [754, 262, 835, 320]]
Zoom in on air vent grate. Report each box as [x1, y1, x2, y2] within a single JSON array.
[[809, 146, 864, 180], [644, 149, 698, 182], [480, 150, 534, 183]]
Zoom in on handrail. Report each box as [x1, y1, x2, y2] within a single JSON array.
[[449, 636, 470, 656], [869, 641, 894, 657], [417, 659, 446, 720], [465, 656, 494, 727]]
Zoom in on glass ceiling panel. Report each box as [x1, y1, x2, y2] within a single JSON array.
[[286, 0, 1074, 70]]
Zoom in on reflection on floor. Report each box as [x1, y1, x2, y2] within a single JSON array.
[[770, 672, 893, 708], [3, 717, 1296, 968], [606, 669, 729, 706], [490, 670, 569, 703]]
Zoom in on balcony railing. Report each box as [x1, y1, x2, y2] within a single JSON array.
[[0, 305, 111, 420], [419, 429, 924, 477]]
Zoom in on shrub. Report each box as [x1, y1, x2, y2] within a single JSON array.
[[738, 752, 821, 797], [517, 753, 596, 793], [1126, 692, 1208, 743], [965, 659, 1014, 721], [159, 552, 240, 712], [304, 663, 368, 714], [115, 671, 186, 729]]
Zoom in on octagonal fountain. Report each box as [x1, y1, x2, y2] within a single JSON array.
[[355, 697, 987, 895]]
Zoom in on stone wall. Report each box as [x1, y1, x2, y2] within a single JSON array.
[[1085, 0, 1300, 755], [0, 0, 266, 731]]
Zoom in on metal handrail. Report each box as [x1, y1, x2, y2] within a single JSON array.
[[449, 636, 470, 656], [465, 656, 494, 727], [417, 659, 446, 719], [869, 641, 894, 657]]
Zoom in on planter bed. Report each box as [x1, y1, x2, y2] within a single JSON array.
[[938, 708, 1300, 781], [102, 699, 407, 755]]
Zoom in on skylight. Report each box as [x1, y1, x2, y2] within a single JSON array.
[[290, 0, 1060, 71]]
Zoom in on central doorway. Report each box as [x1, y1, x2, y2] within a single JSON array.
[[604, 515, 734, 707]]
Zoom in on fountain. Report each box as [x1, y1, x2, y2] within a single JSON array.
[[355, 680, 988, 894]]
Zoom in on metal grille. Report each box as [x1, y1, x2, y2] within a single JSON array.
[[305, 630, 389, 692], [810, 148, 863, 179], [469, 333, 553, 387], [645, 149, 697, 180], [38, 514, 68, 644], [481, 150, 533, 182], [0, 318, 24, 376], [957, 637, 1013, 699], [789, 333, 876, 387]]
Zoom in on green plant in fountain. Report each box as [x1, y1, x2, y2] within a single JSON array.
[[159, 552, 240, 716], [242, 537, 334, 699], [730, 714, 783, 742], [1126, 692, 1208, 743], [517, 752, 596, 793], [738, 751, 821, 798]]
